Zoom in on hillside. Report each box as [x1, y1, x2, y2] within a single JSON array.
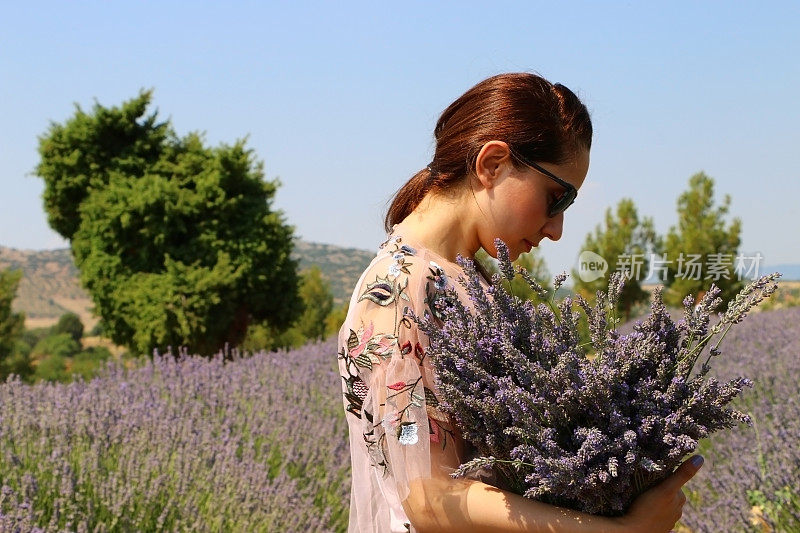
[[291, 239, 376, 304], [0, 239, 376, 329]]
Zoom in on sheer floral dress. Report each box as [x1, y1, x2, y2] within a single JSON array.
[[337, 226, 490, 532]]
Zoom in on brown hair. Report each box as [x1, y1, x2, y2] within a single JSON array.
[[384, 72, 593, 233]]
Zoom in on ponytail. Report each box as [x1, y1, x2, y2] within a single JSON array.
[[383, 166, 436, 233]]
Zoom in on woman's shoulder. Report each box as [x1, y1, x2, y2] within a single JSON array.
[[343, 233, 460, 316], [365, 234, 462, 287], [354, 236, 430, 301]]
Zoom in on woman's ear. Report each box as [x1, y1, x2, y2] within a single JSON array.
[[474, 141, 512, 190]]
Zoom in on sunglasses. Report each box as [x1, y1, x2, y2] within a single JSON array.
[[512, 151, 578, 217]]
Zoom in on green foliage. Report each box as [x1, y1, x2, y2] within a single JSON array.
[[242, 266, 337, 351], [21, 326, 53, 349], [572, 198, 660, 320], [324, 302, 349, 339], [31, 333, 81, 361], [4, 325, 113, 383], [662, 172, 743, 307], [476, 247, 552, 302], [33, 353, 68, 382], [294, 266, 334, 342], [0, 268, 25, 369], [0, 341, 34, 381], [241, 321, 302, 353], [747, 486, 799, 529], [54, 312, 84, 342], [69, 346, 112, 381], [36, 90, 169, 240], [35, 91, 302, 356]]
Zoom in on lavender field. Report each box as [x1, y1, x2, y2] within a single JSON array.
[[0, 343, 350, 532], [679, 306, 800, 531], [0, 307, 798, 531]]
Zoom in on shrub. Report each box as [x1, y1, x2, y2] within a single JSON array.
[[53, 312, 84, 343], [30, 333, 80, 361]]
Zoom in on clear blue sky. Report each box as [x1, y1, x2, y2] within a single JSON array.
[[2, 1, 798, 276]]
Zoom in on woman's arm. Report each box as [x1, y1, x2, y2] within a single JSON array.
[[402, 455, 703, 533]]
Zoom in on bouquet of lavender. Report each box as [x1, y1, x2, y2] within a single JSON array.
[[414, 239, 780, 515]]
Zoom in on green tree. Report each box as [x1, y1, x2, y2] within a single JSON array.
[[662, 172, 742, 307], [54, 312, 84, 343], [70, 346, 112, 381], [294, 266, 334, 342], [35, 91, 302, 356], [324, 302, 349, 339], [0, 268, 25, 369], [1, 341, 34, 382], [572, 198, 660, 320], [31, 333, 81, 361], [242, 266, 335, 351], [34, 354, 69, 383]]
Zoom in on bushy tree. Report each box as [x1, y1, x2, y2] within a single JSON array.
[[54, 312, 84, 343], [294, 266, 334, 342], [572, 198, 660, 320], [662, 172, 742, 306], [324, 302, 349, 339], [33, 353, 69, 383], [35, 91, 302, 356], [31, 333, 81, 361], [0, 268, 25, 367], [242, 266, 336, 351], [1, 342, 34, 381]]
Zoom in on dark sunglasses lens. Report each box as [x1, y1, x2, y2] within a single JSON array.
[[549, 189, 576, 217]]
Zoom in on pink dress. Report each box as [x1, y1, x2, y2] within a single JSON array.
[[337, 227, 490, 532]]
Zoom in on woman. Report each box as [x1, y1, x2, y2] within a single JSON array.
[[337, 72, 702, 532]]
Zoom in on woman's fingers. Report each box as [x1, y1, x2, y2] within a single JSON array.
[[620, 455, 703, 532], [661, 455, 704, 494]]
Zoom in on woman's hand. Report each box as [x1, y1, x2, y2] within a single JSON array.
[[616, 455, 704, 533], [404, 454, 704, 533]]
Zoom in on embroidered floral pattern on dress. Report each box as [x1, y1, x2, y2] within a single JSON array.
[[346, 321, 396, 371], [425, 261, 460, 324], [338, 231, 458, 479], [428, 261, 448, 290], [397, 422, 419, 445], [339, 229, 493, 531]]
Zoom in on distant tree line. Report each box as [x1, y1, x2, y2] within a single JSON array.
[[0, 286, 113, 383], [0, 264, 349, 383]]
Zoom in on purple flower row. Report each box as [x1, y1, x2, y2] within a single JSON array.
[[0, 341, 349, 532], [678, 305, 800, 531]]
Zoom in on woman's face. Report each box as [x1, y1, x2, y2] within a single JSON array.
[[478, 149, 590, 261]]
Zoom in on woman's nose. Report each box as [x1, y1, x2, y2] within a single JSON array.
[[542, 213, 564, 242]]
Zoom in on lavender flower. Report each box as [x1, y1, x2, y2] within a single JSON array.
[[414, 238, 781, 515]]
